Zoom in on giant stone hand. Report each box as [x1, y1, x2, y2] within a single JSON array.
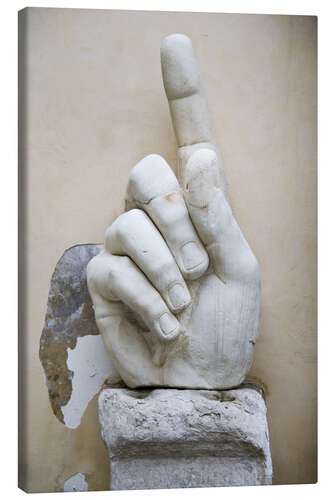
[[87, 34, 261, 389]]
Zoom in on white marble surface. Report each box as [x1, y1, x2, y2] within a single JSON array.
[[87, 35, 261, 389]]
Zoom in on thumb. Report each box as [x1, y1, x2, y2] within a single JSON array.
[[183, 149, 259, 283], [183, 148, 227, 246]]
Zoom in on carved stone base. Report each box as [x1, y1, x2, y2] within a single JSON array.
[[98, 384, 273, 490]]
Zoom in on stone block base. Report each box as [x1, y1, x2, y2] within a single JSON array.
[[98, 384, 273, 490]]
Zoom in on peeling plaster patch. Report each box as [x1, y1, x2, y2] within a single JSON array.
[[61, 334, 120, 429], [39, 244, 123, 424], [63, 472, 88, 492]]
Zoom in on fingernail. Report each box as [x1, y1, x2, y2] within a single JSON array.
[[159, 312, 179, 338], [168, 283, 191, 311], [180, 241, 205, 271]]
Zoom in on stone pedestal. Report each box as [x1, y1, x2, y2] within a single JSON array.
[[98, 384, 273, 490]]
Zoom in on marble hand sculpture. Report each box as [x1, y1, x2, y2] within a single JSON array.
[[87, 34, 261, 389]]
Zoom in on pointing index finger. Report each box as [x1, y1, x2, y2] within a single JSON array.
[[161, 34, 226, 192], [161, 34, 214, 147]]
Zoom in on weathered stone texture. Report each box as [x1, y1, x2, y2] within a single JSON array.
[[39, 244, 118, 424], [99, 384, 273, 490]]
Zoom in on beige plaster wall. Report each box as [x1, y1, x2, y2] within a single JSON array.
[[19, 7, 317, 492]]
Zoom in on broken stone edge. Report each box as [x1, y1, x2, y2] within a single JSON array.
[[99, 384, 273, 489]]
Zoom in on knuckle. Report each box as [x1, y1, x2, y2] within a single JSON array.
[[86, 255, 108, 296], [105, 210, 146, 251], [106, 255, 130, 281], [129, 154, 166, 186], [86, 255, 101, 284], [151, 191, 188, 226], [104, 224, 116, 250], [127, 155, 179, 204], [115, 209, 146, 235]]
